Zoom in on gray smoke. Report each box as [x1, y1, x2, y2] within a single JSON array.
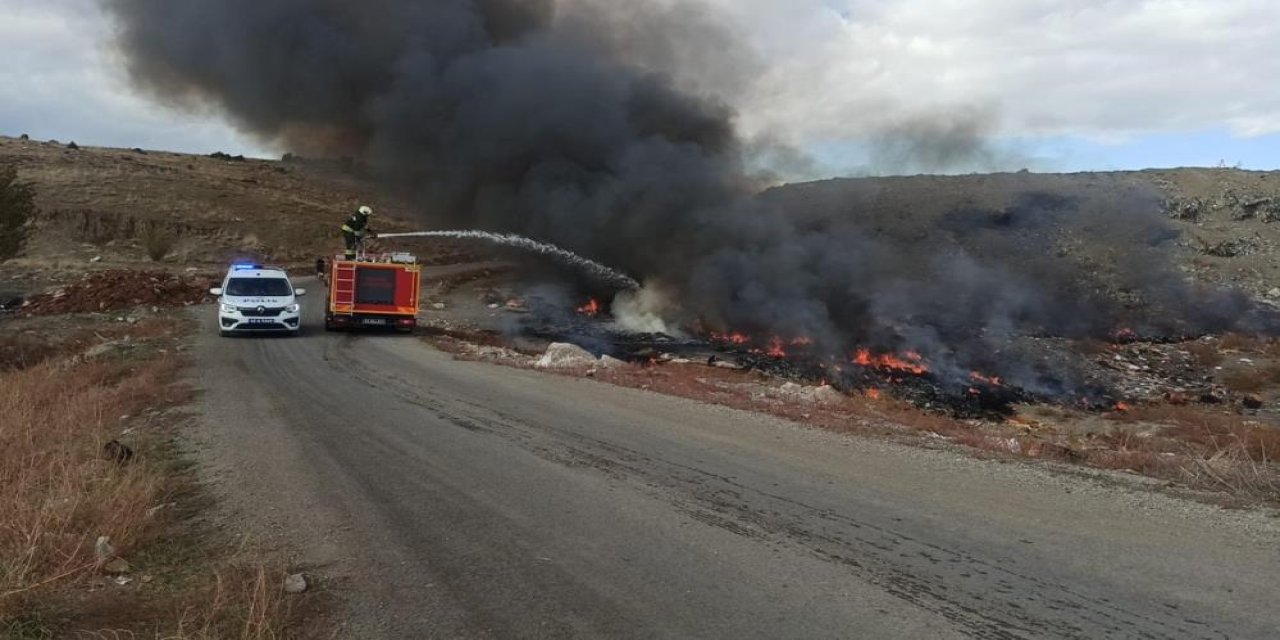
[[102, 0, 1265, 390], [865, 107, 1036, 175]]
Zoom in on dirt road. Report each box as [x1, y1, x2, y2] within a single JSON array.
[[189, 281, 1279, 639]]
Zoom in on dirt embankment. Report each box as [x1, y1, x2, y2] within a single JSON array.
[[18, 270, 217, 316]]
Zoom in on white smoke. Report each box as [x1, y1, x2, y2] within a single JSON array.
[[610, 283, 683, 336]]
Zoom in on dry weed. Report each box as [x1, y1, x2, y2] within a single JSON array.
[[0, 358, 177, 615], [140, 224, 176, 262], [0, 321, 302, 637], [1184, 341, 1223, 368], [1220, 363, 1280, 393], [167, 564, 294, 640]]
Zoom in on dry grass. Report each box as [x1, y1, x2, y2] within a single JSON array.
[[168, 564, 295, 640], [0, 317, 300, 639], [0, 358, 178, 613], [1184, 341, 1224, 368], [1217, 333, 1263, 353], [1101, 405, 1280, 499], [1220, 363, 1280, 393], [141, 224, 177, 262]]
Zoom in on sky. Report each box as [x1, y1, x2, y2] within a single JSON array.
[[3, 0, 1279, 176]]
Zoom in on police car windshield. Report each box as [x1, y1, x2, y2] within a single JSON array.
[[226, 277, 292, 297]]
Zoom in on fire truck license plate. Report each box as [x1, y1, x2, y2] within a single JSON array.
[[361, 318, 387, 326]]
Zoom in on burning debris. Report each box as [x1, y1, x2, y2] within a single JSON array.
[[577, 299, 602, 317]]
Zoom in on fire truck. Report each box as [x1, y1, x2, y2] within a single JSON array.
[[323, 252, 421, 332]]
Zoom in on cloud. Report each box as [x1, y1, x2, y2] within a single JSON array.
[[0, 0, 264, 154], [714, 0, 1280, 146]]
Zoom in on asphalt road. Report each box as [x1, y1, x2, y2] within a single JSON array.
[[189, 280, 1279, 639]]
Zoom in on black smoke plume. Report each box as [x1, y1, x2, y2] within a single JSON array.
[[102, 0, 1265, 391]]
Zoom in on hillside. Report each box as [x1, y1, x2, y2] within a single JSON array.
[[5, 134, 1280, 303], [765, 169, 1280, 299]]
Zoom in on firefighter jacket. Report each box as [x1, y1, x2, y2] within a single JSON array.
[[341, 213, 374, 237]]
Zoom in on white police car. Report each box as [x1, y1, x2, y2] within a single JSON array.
[[210, 264, 305, 336]]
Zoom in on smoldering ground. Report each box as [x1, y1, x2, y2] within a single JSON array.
[[102, 0, 1268, 390]]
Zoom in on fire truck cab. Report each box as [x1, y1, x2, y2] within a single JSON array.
[[324, 252, 421, 332]]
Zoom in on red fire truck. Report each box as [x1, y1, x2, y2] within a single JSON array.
[[324, 252, 421, 332]]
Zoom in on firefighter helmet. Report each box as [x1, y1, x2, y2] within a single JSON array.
[[358, 205, 373, 216]]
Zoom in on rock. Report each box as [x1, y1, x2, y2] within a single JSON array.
[[1202, 238, 1257, 258], [1164, 196, 1204, 221], [85, 341, 122, 359], [103, 557, 130, 574], [1242, 395, 1264, 410], [431, 302, 446, 310], [90, 255, 102, 263], [67, 141, 79, 150], [813, 385, 846, 406], [112, 575, 133, 586], [600, 355, 628, 369], [103, 440, 134, 464], [487, 303, 500, 309], [536, 342, 597, 369], [1268, 288, 1280, 299], [283, 573, 308, 594]]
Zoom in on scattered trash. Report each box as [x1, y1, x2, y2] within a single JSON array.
[[95, 536, 115, 561]]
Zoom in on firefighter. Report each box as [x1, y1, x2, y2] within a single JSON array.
[[341, 205, 378, 259]]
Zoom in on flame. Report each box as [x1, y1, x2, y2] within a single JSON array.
[[969, 371, 1002, 386], [709, 332, 812, 355], [852, 348, 929, 375], [577, 298, 601, 316], [1114, 402, 1132, 412], [766, 337, 787, 358], [865, 388, 882, 400], [711, 331, 750, 345], [1110, 327, 1138, 342]]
